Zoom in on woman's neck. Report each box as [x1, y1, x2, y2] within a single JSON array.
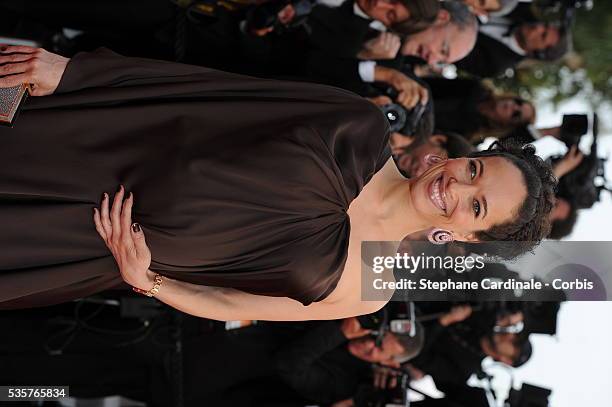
[[358, 159, 431, 241]]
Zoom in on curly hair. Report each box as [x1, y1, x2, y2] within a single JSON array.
[[461, 140, 557, 260]]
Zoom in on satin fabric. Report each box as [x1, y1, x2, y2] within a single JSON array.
[[0, 49, 390, 308]]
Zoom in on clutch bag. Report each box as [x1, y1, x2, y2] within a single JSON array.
[[0, 83, 30, 127]]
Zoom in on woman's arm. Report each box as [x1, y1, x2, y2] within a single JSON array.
[[93, 186, 386, 321], [0, 45, 257, 97], [147, 273, 375, 322]]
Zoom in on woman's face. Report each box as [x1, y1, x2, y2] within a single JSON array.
[[409, 156, 527, 241], [489, 97, 536, 126]]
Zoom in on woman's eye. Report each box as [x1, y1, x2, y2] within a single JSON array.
[[473, 199, 481, 217], [469, 160, 477, 179]]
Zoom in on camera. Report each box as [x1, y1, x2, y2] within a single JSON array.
[[375, 76, 433, 138], [559, 113, 589, 147], [380, 102, 427, 135], [358, 301, 421, 348], [551, 114, 611, 209]]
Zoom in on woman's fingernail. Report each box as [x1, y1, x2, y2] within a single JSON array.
[[132, 223, 141, 233], [118, 185, 124, 192], [129, 192, 134, 200], [102, 193, 108, 200]]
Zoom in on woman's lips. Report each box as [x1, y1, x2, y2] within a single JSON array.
[[429, 174, 447, 214]]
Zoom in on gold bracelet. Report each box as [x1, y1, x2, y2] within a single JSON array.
[[133, 274, 164, 297]]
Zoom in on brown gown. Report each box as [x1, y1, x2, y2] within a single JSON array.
[[0, 49, 390, 309]]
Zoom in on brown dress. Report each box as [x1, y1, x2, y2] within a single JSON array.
[[0, 49, 390, 309]]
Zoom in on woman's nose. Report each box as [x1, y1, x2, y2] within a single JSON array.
[[448, 179, 477, 196]]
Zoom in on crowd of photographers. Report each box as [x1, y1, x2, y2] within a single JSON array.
[[0, 280, 562, 406], [0, 0, 596, 406]]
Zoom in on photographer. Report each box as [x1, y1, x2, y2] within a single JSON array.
[[310, 1, 478, 103], [184, 0, 439, 76], [424, 76, 536, 143], [275, 316, 423, 405], [368, 91, 435, 155], [408, 304, 530, 392], [456, 10, 571, 78], [544, 145, 583, 239], [549, 196, 579, 239], [395, 131, 474, 178]]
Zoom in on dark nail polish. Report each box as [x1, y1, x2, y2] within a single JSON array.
[[132, 223, 141, 233]]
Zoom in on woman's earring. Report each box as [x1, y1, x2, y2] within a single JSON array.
[[428, 228, 454, 245], [423, 154, 444, 166]]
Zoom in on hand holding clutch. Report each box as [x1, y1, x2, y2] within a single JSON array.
[[0, 45, 69, 96], [93, 185, 155, 291]]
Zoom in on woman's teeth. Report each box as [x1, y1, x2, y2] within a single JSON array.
[[431, 176, 446, 212]]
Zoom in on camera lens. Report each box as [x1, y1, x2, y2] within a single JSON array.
[[380, 103, 407, 133]]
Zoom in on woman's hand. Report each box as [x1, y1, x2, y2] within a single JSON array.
[[0, 45, 69, 96], [93, 185, 154, 291]]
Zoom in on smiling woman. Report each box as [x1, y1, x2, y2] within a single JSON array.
[[409, 140, 556, 259], [0, 47, 555, 321]]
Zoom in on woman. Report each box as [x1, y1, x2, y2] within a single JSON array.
[[425, 77, 536, 144], [0, 46, 555, 320]]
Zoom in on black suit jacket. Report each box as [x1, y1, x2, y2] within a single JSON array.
[[423, 77, 489, 138], [409, 321, 485, 392], [455, 31, 525, 78], [306, 0, 374, 57], [275, 320, 371, 404], [297, 0, 379, 90]]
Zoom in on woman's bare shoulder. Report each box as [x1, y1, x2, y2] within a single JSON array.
[[321, 260, 394, 318], [321, 288, 390, 318]]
